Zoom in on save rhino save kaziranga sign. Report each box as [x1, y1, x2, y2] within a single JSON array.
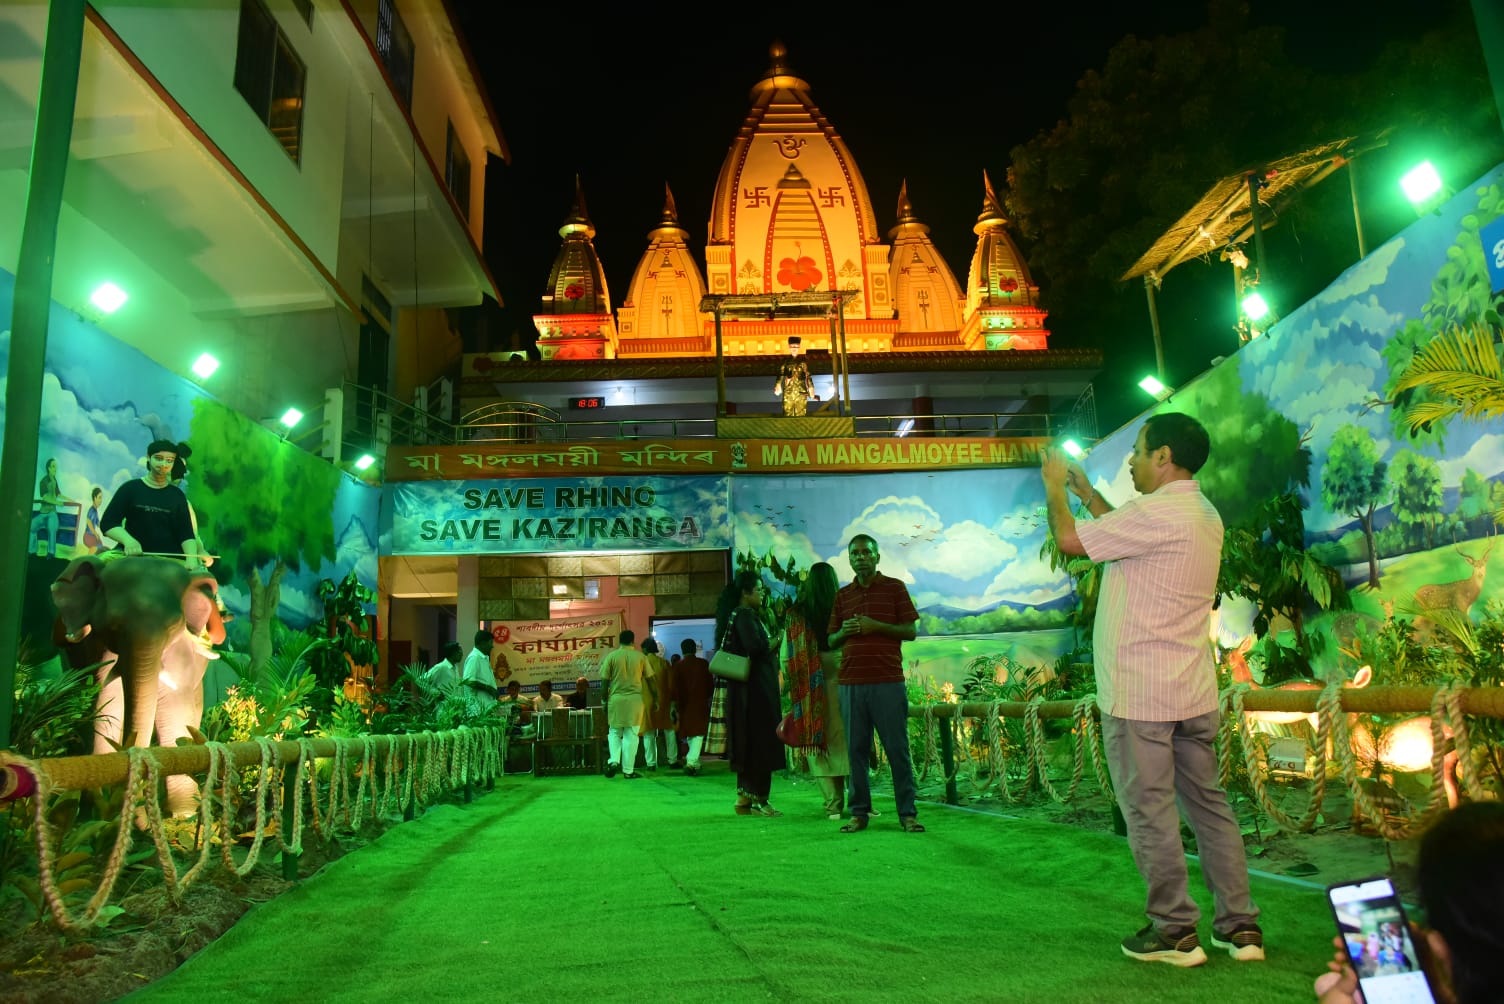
[[382, 475, 730, 554]]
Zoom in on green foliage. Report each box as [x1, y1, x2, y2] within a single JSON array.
[[1322, 423, 1389, 587], [1218, 492, 1349, 683], [200, 636, 319, 742], [189, 397, 341, 581], [1387, 451, 1443, 550], [9, 659, 101, 760]]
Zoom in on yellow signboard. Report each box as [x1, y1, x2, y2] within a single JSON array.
[[388, 437, 1048, 481]]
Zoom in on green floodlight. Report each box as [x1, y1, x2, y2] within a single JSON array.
[[1241, 292, 1271, 322], [1400, 161, 1443, 207], [191, 353, 220, 379], [1138, 375, 1172, 401], [279, 407, 304, 429], [89, 282, 128, 313], [1061, 439, 1084, 459], [354, 454, 376, 471]]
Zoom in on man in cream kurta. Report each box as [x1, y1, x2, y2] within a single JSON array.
[[1043, 412, 1261, 969], [599, 629, 656, 779]]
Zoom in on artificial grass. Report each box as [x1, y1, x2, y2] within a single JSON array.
[[127, 764, 1342, 1003]]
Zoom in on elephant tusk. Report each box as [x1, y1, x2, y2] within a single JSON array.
[[158, 670, 180, 692]]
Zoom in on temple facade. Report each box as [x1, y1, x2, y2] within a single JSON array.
[[533, 42, 1048, 363]]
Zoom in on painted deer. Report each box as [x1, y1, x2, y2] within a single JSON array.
[[1412, 537, 1495, 636]]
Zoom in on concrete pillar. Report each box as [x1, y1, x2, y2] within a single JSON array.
[[457, 555, 480, 639]]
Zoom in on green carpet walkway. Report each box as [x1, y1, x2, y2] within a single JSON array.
[[127, 765, 1341, 1003]]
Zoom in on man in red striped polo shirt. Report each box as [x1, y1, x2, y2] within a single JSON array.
[[827, 534, 926, 834], [1043, 412, 1261, 969]]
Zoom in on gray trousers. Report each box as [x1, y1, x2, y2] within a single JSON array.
[[840, 682, 918, 819], [1101, 710, 1260, 934]]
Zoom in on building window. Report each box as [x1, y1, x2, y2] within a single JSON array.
[[232, 0, 306, 164], [376, 0, 414, 110], [445, 121, 471, 220]]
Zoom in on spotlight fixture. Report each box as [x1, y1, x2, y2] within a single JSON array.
[[1400, 161, 1442, 206], [354, 454, 375, 471], [280, 407, 304, 429], [89, 282, 128, 314], [1241, 292, 1271, 322], [1061, 439, 1084, 459], [191, 353, 220, 379], [1138, 376, 1173, 402]]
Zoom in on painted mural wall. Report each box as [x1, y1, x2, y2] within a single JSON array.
[[3, 267, 381, 668], [1075, 161, 1504, 680]]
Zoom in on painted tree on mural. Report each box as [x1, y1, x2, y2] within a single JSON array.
[[1390, 450, 1444, 550], [1167, 362, 1309, 530], [189, 398, 341, 672], [1322, 424, 1389, 589]]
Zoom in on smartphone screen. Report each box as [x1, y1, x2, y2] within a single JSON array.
[[1326, 877, 1437, 1004]]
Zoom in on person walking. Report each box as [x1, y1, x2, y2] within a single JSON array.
[[717, 571, 783, 816], [1042, 411, 1261, 968], [599, 630, 654, 779], [672, 638, 713, 774], [828, 535, 924, 833], [782, 562, 848, 818], [639, 638, 674, 771]]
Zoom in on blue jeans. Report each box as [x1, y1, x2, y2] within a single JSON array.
[[839, 681, 918, 818], [30, 511, 58, 555]]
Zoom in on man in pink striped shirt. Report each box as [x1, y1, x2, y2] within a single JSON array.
[[1043, 412, 1262, 969]]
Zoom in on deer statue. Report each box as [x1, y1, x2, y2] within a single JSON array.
[[1412, 536, 1495, 638]]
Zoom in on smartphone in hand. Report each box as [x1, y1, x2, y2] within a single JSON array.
[[1326, 876, 1438, 1004]]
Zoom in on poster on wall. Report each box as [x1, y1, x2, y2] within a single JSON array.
[[490, 610, 623, 686], [383, 475, 730, 555]]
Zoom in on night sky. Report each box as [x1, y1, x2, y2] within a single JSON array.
[[450, 1, 1479, 425]]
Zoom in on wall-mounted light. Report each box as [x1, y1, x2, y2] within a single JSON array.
[[191, 353, 220, 379], [354, 454, 375, 471], [1139, 376, 1173, 401], [89, 282, 128, 314], [280, 407, 304, 429], [1241, 292, 1271, 322], [1400, 160, 1442, 207], [551, 583, 568, 596], [1061, 439, 1085, 458]]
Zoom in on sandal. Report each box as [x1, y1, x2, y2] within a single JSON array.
[[734, 789, 754, 815], [899, 816, 926, 833], [748, 803, 783, 817], [840, 816, 868, 833]]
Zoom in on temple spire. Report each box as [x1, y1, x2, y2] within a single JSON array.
[[560, 174, 595, 238], [975, 170, 1007, 232]]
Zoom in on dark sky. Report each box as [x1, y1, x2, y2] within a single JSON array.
[[450, 2, 1476, 384]]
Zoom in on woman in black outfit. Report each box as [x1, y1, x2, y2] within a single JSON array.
[[715, 570, 784, 817]]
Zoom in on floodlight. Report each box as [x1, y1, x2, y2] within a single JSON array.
[[1241, 292, 1271, 322], [354, 453, 376, 471], [1061, 439, 1084, 459], [1400, 161, 1442, 206], [191, 353, 220, 379], [1138, 375, 1172, 401], [89, 282, 128, 313], [280, 407, 304, 429]]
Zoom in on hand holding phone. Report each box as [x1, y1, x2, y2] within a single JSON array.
[[1325, 876, 1438, 1004]]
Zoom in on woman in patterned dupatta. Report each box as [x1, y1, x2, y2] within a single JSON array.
[[780, 562, 848, 818]]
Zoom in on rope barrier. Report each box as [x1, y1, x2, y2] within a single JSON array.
[[1, 727, 505, 931]]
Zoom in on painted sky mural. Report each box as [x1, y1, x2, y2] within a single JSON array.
[[3, 268, 380, 646]]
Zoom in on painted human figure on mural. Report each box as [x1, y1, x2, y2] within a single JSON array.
[[774, 336, 814, 416], [31, 457, 76, 558], [81, 486, 106, 555]]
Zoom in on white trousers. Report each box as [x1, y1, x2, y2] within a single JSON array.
[[608, 726, 641, 775], [684, 735, 704, 768]]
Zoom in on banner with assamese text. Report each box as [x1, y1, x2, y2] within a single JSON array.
[[490, 611, 623, 687]]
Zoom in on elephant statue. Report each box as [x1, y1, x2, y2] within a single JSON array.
[[51, 555, 226, 816]]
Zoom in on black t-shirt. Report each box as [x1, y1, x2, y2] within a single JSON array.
[[100, 478, 195, 556]]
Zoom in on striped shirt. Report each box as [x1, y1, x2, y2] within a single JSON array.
[[1076, 479, 1223, 722], [827, 572, 919, 685]]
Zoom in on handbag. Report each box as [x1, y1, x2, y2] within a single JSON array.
[[708, 609, 751, 681]]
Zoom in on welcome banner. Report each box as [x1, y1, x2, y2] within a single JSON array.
[[383, 475, 731, 555], [491, 611, 623, 686]]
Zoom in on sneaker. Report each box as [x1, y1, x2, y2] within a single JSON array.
[[1211, 924, 1265, 961], [604, 762, 619, 778], [1121, 925, 1207, 967]]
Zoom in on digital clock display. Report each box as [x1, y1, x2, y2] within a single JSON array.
[[569, 396, 604, 410]]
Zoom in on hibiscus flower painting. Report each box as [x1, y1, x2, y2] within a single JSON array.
[[564, 282, 585, 300], [777, 255, 822, 291]]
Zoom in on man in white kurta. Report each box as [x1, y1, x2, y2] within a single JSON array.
[[460, 629, 499, 718], [1043, 412, 1261, 969]]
